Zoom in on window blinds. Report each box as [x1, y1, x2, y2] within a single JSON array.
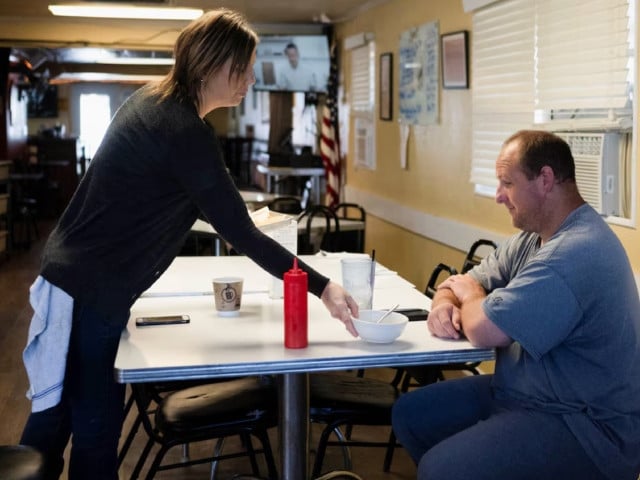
[[470, 0, 632, 190], [536, 0, 632, 126], [350, 44, 374, 112], [350, 42, 376, 169], [470, 0, 535, 188]]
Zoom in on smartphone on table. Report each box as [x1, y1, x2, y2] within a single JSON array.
[[135, 315, 190, 327]]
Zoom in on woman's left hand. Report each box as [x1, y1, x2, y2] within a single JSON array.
[[320, 281, 358, 337]]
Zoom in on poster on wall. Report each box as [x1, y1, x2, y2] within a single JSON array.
[[399, 21, 439, 125]]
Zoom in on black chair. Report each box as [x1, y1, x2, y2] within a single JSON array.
[[308, 371, 405, 477], [424, 263, 458, 299], [330, 203, 366, 253], [0, 445, 45, 480], [124, 377, 279, 480], [297, 205, 341, 254], [460, 239, 498, 274], [6, 159, 42, 250], [118, 378, 217, 469], [267, 196, 303, 215]]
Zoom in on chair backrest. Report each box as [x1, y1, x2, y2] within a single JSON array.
[[268, 196, 303, 214], [297, 205, 340, 254], [332, 202, 366, 222], [331, 202, 366, 253], [461, 239, 497, 273], [424, 239, 497, 299], [424, 263, 458, 299]]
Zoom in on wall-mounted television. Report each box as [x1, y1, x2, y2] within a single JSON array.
[[254, 35, 330, 93]]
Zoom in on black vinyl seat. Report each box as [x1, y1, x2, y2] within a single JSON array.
[[0, 445, 45, 480], [125, 376, 279, 480]]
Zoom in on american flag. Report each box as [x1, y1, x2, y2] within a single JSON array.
[[320, 40, 341, 208]]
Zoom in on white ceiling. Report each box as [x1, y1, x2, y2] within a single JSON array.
[[1, 0, 387, 47], [3, 0, 388, 82]]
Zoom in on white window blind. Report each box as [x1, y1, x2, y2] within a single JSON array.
[[470, 0, 535, 188], [470, 0, 633, 193], [350, 44, 374, 112], [535, 0, 632, 129], [350, 42, 376, 169]]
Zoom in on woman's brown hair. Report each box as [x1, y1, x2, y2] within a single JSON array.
[[148, 8, 258, 109]]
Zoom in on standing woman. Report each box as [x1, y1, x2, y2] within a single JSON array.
[[20, 8, 358, 480]]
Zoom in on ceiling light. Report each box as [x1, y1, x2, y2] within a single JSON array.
[[50, 72, 166, 84], [48, 3, 204, 21]]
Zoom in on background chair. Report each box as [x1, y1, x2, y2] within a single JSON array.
[[118, 378, 215, 469], [424, 263, 458, 299], [309, 372, 404, 478], [460, 239, 498, 273], [297, 205, 341, 254], [123, 377, 279, 480], [330, 203, 366, 253], [6, 159, 41, 250]]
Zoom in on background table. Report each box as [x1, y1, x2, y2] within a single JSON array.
[[256, 164, 325, 206], [189, 217, 366, 258]]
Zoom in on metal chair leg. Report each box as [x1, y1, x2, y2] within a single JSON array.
[[209, 437, 225, 480]]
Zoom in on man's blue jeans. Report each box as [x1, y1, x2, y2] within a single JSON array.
[[392, 374, 607, 480], [21, 301, 128, 480]]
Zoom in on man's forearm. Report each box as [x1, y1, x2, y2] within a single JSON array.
[[431, 287, 460, 310], [432, 275, 510, 347]]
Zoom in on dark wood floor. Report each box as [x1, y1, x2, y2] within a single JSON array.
[[0, 220, 417, 479]]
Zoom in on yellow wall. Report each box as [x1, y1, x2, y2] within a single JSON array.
[[337, 0, 640, 289]]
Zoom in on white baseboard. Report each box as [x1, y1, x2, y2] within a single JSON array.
[[344, 185, 508, 253]]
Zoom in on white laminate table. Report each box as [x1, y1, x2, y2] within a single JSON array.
[[115, 256, 494, 479], [141, 254, 413, 298]]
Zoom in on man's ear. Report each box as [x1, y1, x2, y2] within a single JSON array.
[[538, 165, 556, 192]]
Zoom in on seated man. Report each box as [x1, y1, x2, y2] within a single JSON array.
[[392, 130, 640, 480]]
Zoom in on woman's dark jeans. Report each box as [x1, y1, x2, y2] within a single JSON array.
[[21, 301, 129, 480]]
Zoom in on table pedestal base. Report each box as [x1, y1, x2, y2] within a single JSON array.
[[279, 372, 309, 479]]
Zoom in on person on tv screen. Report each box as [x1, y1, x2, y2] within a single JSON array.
[[278, 42, 318, 91]]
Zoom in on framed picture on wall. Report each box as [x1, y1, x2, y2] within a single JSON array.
[[441, 30, 469, 89], [379, 52, 393, 121]]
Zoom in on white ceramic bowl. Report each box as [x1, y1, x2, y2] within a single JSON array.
[[352, 310, 409, 343]]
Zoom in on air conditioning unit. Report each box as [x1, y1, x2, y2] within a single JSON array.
[[555, 132, 621, 216]]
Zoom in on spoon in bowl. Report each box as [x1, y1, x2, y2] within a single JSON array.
[[376, 303, 400, 323]]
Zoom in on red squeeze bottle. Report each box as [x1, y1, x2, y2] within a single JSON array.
[[284, 257, 308, 348]]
